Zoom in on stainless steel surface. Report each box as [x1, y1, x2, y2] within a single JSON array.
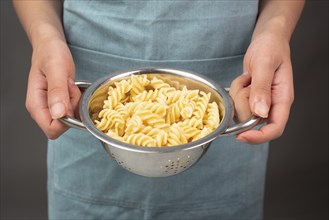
[[222, 115, 264, 135], [60, 67, 263, 177], [74, 81, 93, 89], [59, 115, 86, 130], [103, 142, 211, 177]]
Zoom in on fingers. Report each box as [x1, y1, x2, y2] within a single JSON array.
[[26, 69, 68, 139], [229, 73, 252, 122], [35, 107, 69, 140], [234, 87, 252, 122], [236, 100, 291, 144], [229, 72, 251, 99], [25, 39, 78, 139], [45, 61, 73, 119], [237, 62, 294, 144], [248, 56, 278, 118], [67, 78, 81, 117]]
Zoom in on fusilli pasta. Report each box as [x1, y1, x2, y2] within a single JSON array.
[[92, 74, 222, 147]]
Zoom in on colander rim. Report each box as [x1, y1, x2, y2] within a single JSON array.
[[79, 67, 233, 153]]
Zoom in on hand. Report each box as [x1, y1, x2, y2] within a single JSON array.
[[26, 37, 81, 139], [230, 31, 294, 144]]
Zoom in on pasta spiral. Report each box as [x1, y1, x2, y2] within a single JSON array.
[[124, 133, 156, 147], [95, 109, 125, 136], [135, 109, 170, 130], [167, 124, 188, 146], [130, 74, 150, 96], [204, 102, 220, 130], [92, 74, 222, 147], [132, 89, 161, 102], [193, 91, 211, 119], [103, 80, 132, 109], [125, 115, 143, 135]]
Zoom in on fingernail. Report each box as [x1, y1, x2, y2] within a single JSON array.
[[253, 100, 269, 118], [50, 102, 65, 119], [242, 72, 249, 76]]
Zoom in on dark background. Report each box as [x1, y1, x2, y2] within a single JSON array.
[[1, 1, 328, 219]]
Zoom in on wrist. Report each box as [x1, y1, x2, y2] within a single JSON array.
[[252, 16, 293, 43], [29, 22, 66, 49]]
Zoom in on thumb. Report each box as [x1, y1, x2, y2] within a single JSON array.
[[47, 69, 72, 119], [249, 57, 276, 118]]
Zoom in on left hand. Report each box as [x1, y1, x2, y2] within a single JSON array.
[[230, 31, 294, 144]]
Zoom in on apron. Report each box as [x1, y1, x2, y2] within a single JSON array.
[[48, 1, 269, 219]]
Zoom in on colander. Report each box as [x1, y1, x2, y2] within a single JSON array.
[[60, 68, 262, 177]]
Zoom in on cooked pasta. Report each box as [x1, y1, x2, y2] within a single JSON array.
[[130, 74, 150, 96], [124, 133, 157, 147], [150, 77, 176, 93], [180, 101, 196, 119], [92, 74, 223, 147], [114, 103, 130, 120], [204, 102, 220, 130], [132, 89, 161, 102], [135, 109, 170, 130], [95, 109, 125, 136], [166, 97, 188, 124], [125, 115, 143, 135], [103, 80, 132, 109], [193, 91, 211, 119], [167, 123, 188, 146]]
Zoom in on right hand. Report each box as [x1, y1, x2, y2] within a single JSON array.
[[26, 38, 81, 139]]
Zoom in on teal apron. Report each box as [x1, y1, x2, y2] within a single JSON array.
[[48, 1, 269, 219]]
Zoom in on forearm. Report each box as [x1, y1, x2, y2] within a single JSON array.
[[253, 0, 305, 41], [13, 0, 65, 48]]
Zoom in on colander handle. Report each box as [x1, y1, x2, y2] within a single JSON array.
[[222, 115, 265, 136], [58, 81, 92, 130]]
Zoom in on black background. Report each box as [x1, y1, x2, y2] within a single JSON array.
[[1, 1, 328, 219]]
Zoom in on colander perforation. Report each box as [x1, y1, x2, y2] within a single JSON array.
[[109, 152, 132, 171], [161, 156, 194, 175]]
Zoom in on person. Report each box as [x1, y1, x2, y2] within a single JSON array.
[[13, 0, 304, 219]]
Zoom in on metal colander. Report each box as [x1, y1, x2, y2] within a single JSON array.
[[60, 68, 261, 177]]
